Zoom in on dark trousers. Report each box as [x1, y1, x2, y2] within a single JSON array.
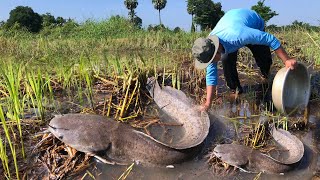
[[221, 45, 272, 90]]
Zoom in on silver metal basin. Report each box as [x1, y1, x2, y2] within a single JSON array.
[[272, 63, 310, 115]]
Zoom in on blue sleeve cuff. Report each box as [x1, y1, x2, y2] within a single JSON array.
[[270, 36, 281, 50], [206, 62, 218, 86]]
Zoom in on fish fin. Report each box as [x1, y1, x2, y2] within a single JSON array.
[[147, 77, 191, 104], [260, 153, 282, 163], [133, 130, 169, 147], [90, 153, 131, 166], [32, 133, 53, 153], [238, 167, 257, 173], [162, 86, 193, 104], [133, 130, 187, 149]]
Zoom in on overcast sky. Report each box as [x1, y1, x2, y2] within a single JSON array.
[[0, 0, 319, 31]]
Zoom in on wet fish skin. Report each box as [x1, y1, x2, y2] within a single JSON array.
[[213, 127, 303, 174], [110, 124, 200, 166], [146, 77, 210, 149], [247, 150, 294, 174], [213, 144, 251, 168], [48, 114, 115, 153], [271, 127, 304, 164], [213, 144, 293, 174], [48, 113, 200, 166]]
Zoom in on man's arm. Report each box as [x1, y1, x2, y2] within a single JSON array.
[[242, 28, 297, 69], [201, 63, 218, 112], [200, 85, 216, 112], [274, 46, 297, 69]]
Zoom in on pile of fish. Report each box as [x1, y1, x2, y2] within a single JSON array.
[[47, 77, 210, 166], [46, 76, 305, 174]]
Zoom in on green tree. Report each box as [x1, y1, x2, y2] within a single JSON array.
[[0, 21, 5, 28], [42, 13, 56, 27], [133, 15, 142, 28], [7, 6, 42, 32], [291, 20, 305, 27], [191, 0, 224, 31], [124, 0, 138, 23], [152, 0, 167, 25], [56, 16, 66, 26], [173, 27, 182, 33], [186, 0, 196, 32], [290, 20, 314, 29], [251, 0, 278, 24]]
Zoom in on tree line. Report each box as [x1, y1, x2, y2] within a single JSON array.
[[124, 0, 278, 31], [0, 0, 317, 33]]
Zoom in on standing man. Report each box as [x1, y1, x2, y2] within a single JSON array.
[[192, 8, 297, 111]]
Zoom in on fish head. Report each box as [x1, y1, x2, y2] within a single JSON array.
[[48, 115, 71, 141], [213, 144, 251, 167], [48, 114, 115, 153]]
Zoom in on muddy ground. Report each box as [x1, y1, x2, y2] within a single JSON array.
[[7, 64, 320, 180]]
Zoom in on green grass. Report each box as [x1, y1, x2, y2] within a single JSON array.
[[0, 103, 19, 179], [0, 62, 25, 159], [25, 69, 46, 120]]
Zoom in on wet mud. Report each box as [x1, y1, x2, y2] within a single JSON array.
[[82, 98, 320, 180], [30, 70, 320, 179]]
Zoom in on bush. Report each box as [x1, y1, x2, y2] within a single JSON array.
[[173, 27, 182, 33], [6, 6, 42, 33], [147, 24, 168, 32]]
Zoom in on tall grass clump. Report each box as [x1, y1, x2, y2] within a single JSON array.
[[0, 104, 19, 179], [25, 69, 46, 120], [77, 16, 141, 39], [0, 133, 10, 179], [38, 15, 142, 40], [102, 55, 142, 120], [77, 51, 94, 108], [0, 62, 25, 158]]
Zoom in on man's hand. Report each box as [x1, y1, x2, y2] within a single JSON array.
[[199, 97, 223, 112], [199, 103, 210, 112], [275, 46, 297, 70], [285, 58, 297, 70], [214, 96, 223, 105]]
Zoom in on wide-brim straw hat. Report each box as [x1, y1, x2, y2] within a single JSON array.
[[192, 35, 219, 69]]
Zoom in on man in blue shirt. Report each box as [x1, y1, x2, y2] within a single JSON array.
[[192, 8, 297, 111]]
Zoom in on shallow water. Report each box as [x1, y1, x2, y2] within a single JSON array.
[[86, 99, 320, 180]]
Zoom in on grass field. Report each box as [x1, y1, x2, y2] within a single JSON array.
[[0, 17, 319, 179]]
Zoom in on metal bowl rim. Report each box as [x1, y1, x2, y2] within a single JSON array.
[[281, 63, 310, 114]]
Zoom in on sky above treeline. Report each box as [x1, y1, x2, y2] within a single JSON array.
[[0, 0, 319, 31]]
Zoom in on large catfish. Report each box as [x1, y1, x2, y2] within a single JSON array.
[[47, 78, 210, 166], [48, 114, 200, 166], [213, 127, 304, 174]]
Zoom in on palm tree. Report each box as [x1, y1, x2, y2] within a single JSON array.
[[124, 0, 138, 23], [152, 0, 167, 25], [187, 0, 197, 32]]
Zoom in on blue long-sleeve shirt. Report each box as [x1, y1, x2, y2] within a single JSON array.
[[206, 8, 281, 86]]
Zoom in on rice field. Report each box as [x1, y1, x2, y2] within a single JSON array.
[[0, 17, 319, 179]]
